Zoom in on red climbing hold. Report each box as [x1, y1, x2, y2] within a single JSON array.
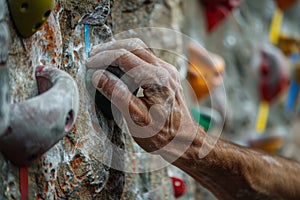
[[201, 0, 242, 32], [171, 176, 187, 198]]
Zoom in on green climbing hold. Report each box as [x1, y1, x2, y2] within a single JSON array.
[[190, 107, 212, 131], [8, 0, 54, 38]]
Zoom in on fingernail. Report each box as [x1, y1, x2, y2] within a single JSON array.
[[92, 70, 107, 89]]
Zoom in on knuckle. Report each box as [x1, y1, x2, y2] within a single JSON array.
[[115, 48, 130, 64], [132, 38, 146, 48], [156, 68, 169, 82], [158, 67, 169, 75], [118, 48, 129, 56], [128, 38, 147, 52], [169, 67, 180, 80]]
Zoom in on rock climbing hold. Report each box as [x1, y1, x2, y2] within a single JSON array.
[[7, 0, 54, 38], [201, 0, 242, 32], [170, 176, 187, 198], [187, 43, 225, 101], [0, 66, 79, 166], [259, 47, 289, 103]]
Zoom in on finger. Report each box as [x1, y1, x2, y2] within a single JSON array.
[[87, 49, 171, 88], [90, 38, 156, 64], [87, 49, 127, 69], [88, 38, 181, 86], [92, 70, 151, 127], [90, 39, 178, 77], [90, 38, 149, 56], [93, 70, 168, 139]]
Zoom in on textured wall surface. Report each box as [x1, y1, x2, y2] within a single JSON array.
[[0, 0, 186, 199]]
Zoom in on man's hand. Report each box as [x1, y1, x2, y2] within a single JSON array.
[[87, 38, 300, 200], [86, 38, 199, 156]]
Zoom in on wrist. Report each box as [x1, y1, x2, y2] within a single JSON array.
[[160, 125, 207, 169]]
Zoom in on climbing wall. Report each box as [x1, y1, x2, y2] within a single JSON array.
[[0, 0, 184, 199]]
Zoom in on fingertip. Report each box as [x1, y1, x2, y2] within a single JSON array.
[[86, 56, 94, 68], [90, 40, 115, 56], [89, 48, 97, 57]]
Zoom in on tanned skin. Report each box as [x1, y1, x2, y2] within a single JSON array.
[[86, 38, 300, 200]]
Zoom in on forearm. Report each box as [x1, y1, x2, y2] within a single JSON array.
[[163, 126, 300, 200]]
